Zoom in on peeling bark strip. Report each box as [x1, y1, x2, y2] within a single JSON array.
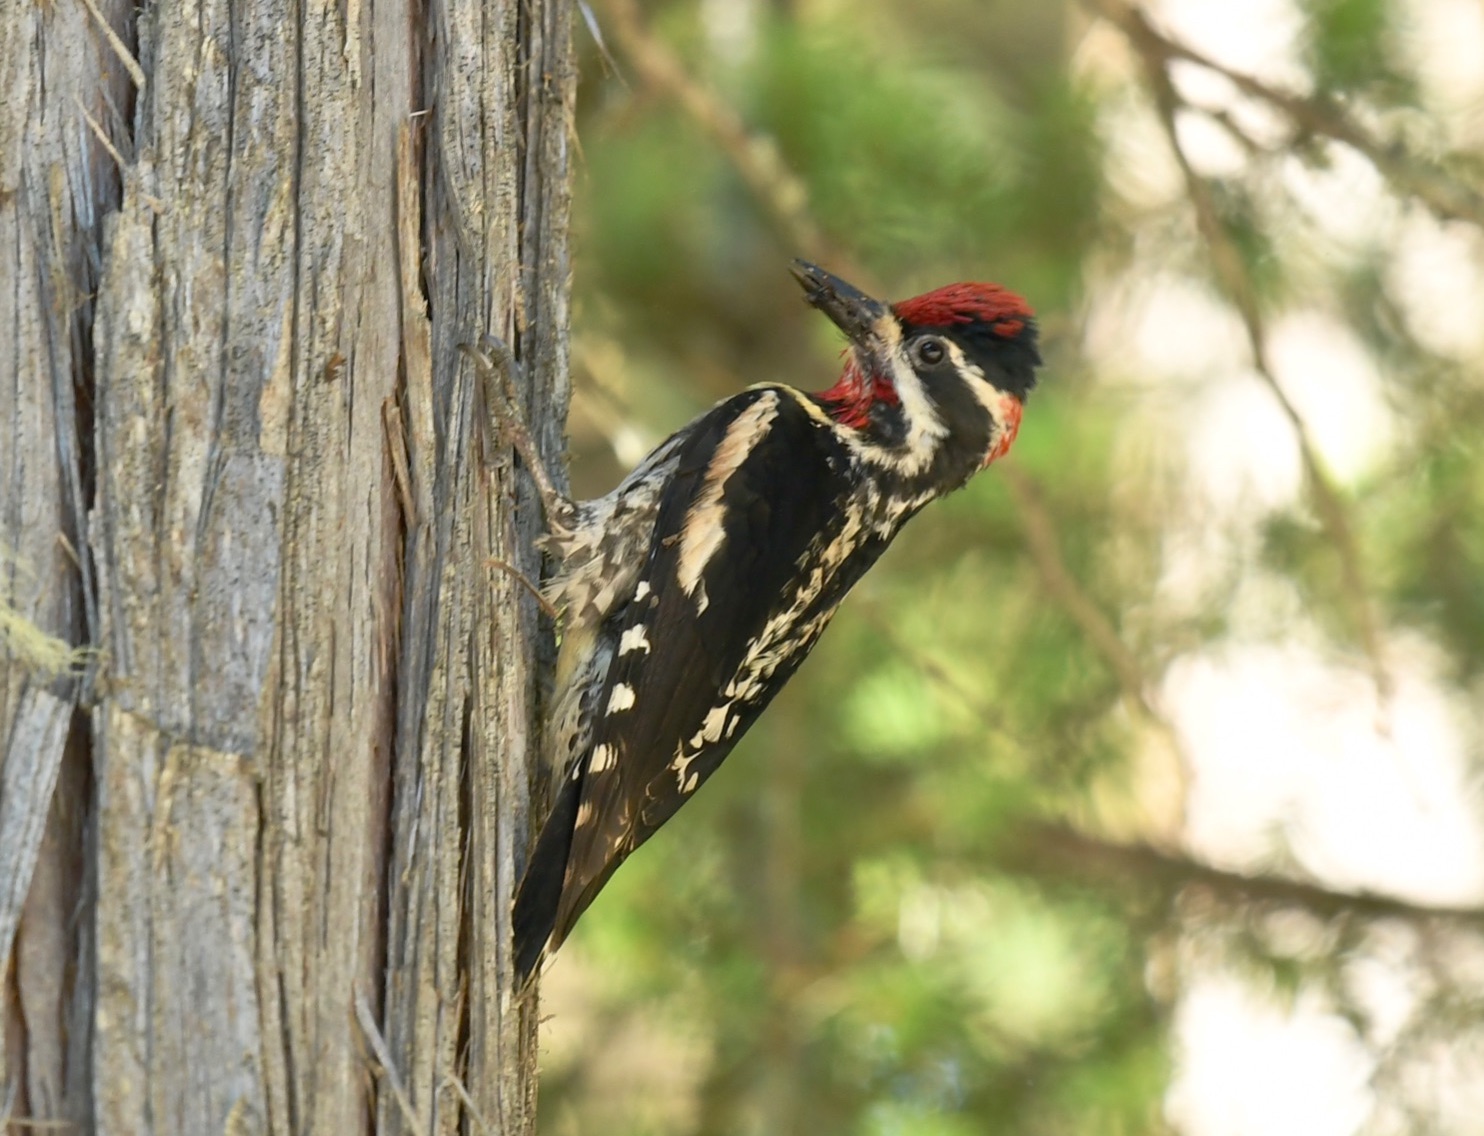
[[0, 693, 72, 974], [1, 0, 574, 1131]]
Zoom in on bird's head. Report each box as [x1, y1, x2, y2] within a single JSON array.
[[792, 261, 1041, 485]]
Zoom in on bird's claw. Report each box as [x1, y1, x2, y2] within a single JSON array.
[[461, 334, 572, 526]]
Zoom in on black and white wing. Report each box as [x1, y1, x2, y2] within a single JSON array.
[[514, 386, 888, 978]]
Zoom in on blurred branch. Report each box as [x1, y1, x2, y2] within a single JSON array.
[[1108, 2, 1394, 707], [1197, 104, 1268, 160], [1008, 822, 1484, 929], [1004, 467, 1192, 834], [598, 0, 833, 262], [1002, 466, 1153, 718], [1088, 0, 1484, 229], [571, 336, 652, 465]]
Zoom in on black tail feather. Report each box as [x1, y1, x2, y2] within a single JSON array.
[[513, 773, 583, 984]]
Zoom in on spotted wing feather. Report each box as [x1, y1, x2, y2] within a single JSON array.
[[515, 387, 882, 976], [570, 389, 842, 924]]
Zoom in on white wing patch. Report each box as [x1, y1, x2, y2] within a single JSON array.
[[618, 624, 651, 656], [680, 705, 733, 759], [589, 743, 618, 773], [670, 750, 701, 794], [676, 393, 781, 611], [701, 704, 729, 744], [607, 683, 636, 714]]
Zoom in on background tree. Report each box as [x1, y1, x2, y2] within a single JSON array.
[[536, 1, 1484, 1133], [1, 0, 573, 1132]]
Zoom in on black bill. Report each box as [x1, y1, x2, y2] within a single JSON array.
[[791, 260, 888, 344]]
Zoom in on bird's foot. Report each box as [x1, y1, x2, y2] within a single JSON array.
[[485, 556, 561, 620], [461, 335, 575, 528]]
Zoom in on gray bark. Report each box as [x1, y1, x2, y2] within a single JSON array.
[[0, 0, 573, 1130]]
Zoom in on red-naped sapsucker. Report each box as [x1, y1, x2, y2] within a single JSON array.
[[469, 262, 1041, 983]]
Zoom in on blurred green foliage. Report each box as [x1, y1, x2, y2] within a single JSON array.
[[541, 0, 1484, 1132], [1300, 0, 1414, 101]]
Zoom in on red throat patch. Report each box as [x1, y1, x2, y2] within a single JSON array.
[[818, 355, 900, 428], [893, 282, 1033, 340]]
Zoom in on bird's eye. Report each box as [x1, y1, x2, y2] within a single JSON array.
[[914, 338, 946, 367]]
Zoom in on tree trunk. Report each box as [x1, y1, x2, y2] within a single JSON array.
[[0, 0, 573, 1130]]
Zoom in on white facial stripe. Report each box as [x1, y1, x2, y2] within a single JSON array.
[[676, 393, 781, 606], [885, 343, 947, 473], [803, 317, 946, 477], [838, 316, 944, 476], [944, 341, 1003, 426], [941, 342, 1021, 464]]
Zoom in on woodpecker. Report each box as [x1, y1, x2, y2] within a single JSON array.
[[471, 262, 1041, 983]]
